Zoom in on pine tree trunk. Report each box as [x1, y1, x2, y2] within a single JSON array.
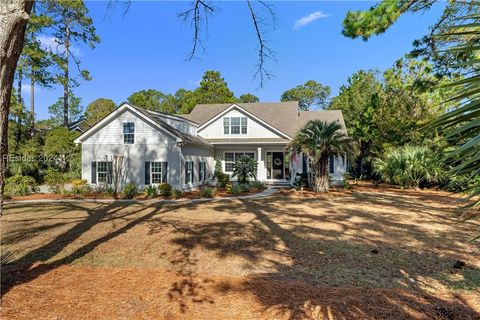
[[30, 72, 34, 137], [15, 68, 22, 151], [0, 0, 34, 214], [63, 23, 70, 127]]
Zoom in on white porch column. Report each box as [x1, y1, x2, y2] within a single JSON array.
[[257, 147, 265, 180]]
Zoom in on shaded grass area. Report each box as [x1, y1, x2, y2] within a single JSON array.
[[1, 184, 479, 319]]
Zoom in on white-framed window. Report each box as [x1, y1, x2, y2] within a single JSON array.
[[123, 122, 135, 144], [224, 152, 255, 172], [151, 162, 167, 184], [223, 117, 247, 135], [97, 161, 108, 184], [199, 161, 206, 182], [185, 161, 194, 184]]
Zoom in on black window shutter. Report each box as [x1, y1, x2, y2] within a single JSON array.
[[91, 162, 97, 184], [198, 162, 202, 181], [185, 162, 188, 184], [107, 162, 113, 184], [191, 161, 195, 183], [162, 162, 168, 183], [329, 156, 335, 174], [145, 162, 151, 185]]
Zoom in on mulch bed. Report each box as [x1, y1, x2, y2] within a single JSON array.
[[5, 188, 266, 202], [2, 265, 479, 320]]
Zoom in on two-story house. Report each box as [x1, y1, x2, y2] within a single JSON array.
[[74, 101, 347, 190]]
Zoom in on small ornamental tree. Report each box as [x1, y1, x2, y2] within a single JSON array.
[[232, 155, 258, 184]]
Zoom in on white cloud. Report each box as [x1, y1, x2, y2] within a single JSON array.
[[293, 11, 329, 30], [20, 83, 42, 95], [37, 34, 82, 56]]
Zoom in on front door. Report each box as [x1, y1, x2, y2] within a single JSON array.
[[272, 152, 284, 179]]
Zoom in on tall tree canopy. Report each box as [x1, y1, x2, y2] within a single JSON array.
[[85, 98, 116, 124], [127, 89, 166, 112], [329, 58, 450, 176], [42, 0, 100, 127], [48, 93, 83, 126], [239, 93, 260, 103], [281, 80, 331, 111], [194, 70, 237, 105]]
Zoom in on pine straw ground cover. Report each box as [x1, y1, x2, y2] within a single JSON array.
[[1, 184, 479, 319]]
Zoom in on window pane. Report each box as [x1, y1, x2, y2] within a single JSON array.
[[124, 133, 134, 144], [98, 173, 107, 183], [231, 126, 240, 134], [241, 126, 247, 134], [225, 153, 234, 161], [123, 122, 134, 133], [223, 117, 230, 125], [231, 117, 240, 125], [225, 163, 234, 172], [241, 117, 247, 125], [152, 173, 162, 184], [245, 153, 255, 159], [224, 126, 229, 134], [97, 162, 107, 172]]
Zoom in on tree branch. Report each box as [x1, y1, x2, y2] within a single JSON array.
[[246, 0, 277, 88], [178, 0, 215, 61]]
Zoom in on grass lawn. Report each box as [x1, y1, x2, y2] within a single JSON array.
[[1, 183, 479, 319]]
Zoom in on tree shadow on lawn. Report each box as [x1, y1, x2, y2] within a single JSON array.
[[150, 194, 480, 319], [1, 201, 199, 295]]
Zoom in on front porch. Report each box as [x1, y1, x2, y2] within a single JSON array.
[[212, 144, 303, 184], [212, 143, 347, 184]]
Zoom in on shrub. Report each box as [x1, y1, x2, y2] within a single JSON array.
[[200, 187, 215, 198], [5, 175, 37, 197], [143, 185, 158, 199], [70, 179, 90, 195], [216, 172, 230, 189], [123, 183, 138, 199], [238, 183, 251, 193], [44, 168, 68, 193], [158, 183, 172, 196], [250, 181, 266, 189], [373, 145, 444, 188], [232, 155, 257, 184], [225, 182, 233, 193], [172, 189, 182, 199], [230, 184, 243, 195], [293, 173, 309, 190], [214, 157, 223, 177], [444, 174, 480, 193]]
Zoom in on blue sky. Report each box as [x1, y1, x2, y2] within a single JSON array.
[[29, 1, 445, 120]]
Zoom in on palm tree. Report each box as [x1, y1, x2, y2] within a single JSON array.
[[288, 120, 357, 192], [432, 13, 480, 240], [232, 155, 258, 184]]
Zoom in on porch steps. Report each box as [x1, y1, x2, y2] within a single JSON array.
[[265, 181, 291, 188]]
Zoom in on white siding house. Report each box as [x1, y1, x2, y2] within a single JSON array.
[[75, 102, 348, 190]]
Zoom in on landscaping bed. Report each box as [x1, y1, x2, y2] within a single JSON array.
[[5, 183, 267, 202]]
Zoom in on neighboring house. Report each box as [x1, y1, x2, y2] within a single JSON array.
[[68, 117, 93, 134], [74, 101, 348, 190]]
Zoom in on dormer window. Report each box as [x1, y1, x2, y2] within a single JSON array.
[[123, 122, 135, 144], [223, 117, 247, 135]]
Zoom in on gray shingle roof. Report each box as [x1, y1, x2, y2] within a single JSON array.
[[178, 102, 347, 137], [130, 105, 211, 146]]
